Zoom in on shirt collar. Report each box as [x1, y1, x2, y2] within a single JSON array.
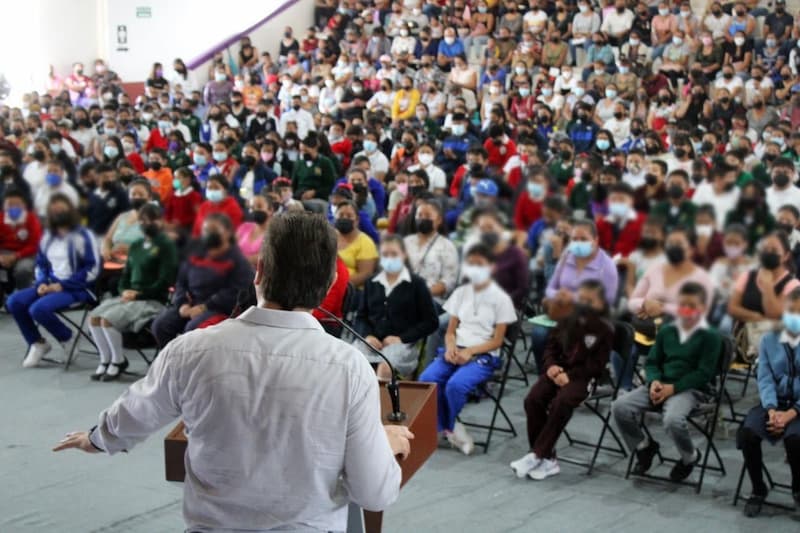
[[605, 209, 638, 224], [780, 330, 800, 348], [676, 318, 708, 344], [375, 267, 411, 293], [237, 306, 323, 331]]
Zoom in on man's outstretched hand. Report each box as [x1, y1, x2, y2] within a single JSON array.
[[53, 431, 100, 453]]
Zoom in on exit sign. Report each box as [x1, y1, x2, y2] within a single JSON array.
[[136, 6, 152, 18]]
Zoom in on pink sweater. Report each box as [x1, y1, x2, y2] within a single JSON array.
[[628, 264, 715, 316]]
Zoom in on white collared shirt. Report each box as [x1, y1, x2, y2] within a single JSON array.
[[779, 330, 800, 348], [90, 307, 401, 531], [676, 318, 709, 344], [374, 266, 411, 297]]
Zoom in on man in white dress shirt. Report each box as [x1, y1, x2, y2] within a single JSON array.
[[55, 212, 412, 532]]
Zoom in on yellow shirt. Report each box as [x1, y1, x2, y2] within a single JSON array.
[[338, 232, 378, 277]]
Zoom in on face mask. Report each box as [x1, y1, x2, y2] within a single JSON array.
[[724, 244, 745, 259], [519, 87, 531, 97], [527, 182, 545, 199], [241, 155, 257, 168], [481, 231, 500, 249], [605, 89, 617, 99], [567, 240, 593, 258], [463, 264, 491, 285], [451, 124, 466, 136], [774, 137, 785, 147], [363, 140, 377, 152], [645, 173, 658, 186], [629, 37, 640, 46], [215, 72, 227, 82], [573, 87, 585, 97], [149, 161, 162, 171], [380, 255, 405, 273], [680, 10, 690, 17], [677, 305, 702, 326], [335, 217, 355, 234], [639, 236, 659, 250], [760, 250, 782, 270], [783, 312, 800, 335], [665, 244, 686, 265], [618, 66, 629, 74], [541, 88, 552, 97], [734, 37, 745, 46], [418, 153, 434, 166], [49, 211, 72, 229], [667, 184, 684, 200], [203, 231, 224, 249], [46, 173, 62, 187], [173, 178, 183, 191], [444, 36, 455, 45], [596, 139, 610, 151], [6, 206, 24, 222], [104, 145, 119, 159], [658, 8, 669, 16], [251, 210, 268, 225], [194, 153, 207, 166], [142, 223, 159, 238], [773, 173, 791, 188], [142, 112, 154, 122], [515, 66, 526, 75], [49, 143, 62, 155], [609, 201, 630, 219], [766, 38, 776, 48], [206, 189, 224, 203], [212, 151, 227, 162], [416, 218, 435, 235], [695, 224, 714, 238], [672, 36, 683, 46]]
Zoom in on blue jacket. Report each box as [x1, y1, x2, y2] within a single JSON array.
[[35, 227, 100, 293], [230, 163, 277, 201], [326, 207, 379, 244], [334, 177, 386, 218], [758, 331, 800, 411], [567, 120, 598, 153]]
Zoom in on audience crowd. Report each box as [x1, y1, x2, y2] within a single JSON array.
[[3, 0, 800, 517]]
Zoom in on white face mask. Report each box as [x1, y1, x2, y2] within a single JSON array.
[[463, 264, 491, 285], [695, 224, 714, 237], [418, 153, 434, 166], [734, 37, 745, 46]]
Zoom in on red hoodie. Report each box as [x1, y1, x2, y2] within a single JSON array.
[[0, 210, 42, 259], [192, 196, 244, 236]]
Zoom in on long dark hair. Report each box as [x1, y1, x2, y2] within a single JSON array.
[[558, 279, 609, 353]]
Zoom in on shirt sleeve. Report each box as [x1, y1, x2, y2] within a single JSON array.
[[496, 290, 518, 325], [90, 343, 182, 454], [443, 286, 463, 317], [342, 364, 402, 511], [359, 234, 379, 261]]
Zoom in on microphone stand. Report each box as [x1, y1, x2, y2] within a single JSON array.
[[316, 307, 407, 422]]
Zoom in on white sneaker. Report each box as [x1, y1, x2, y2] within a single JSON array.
[[447, 422, 475, 455], [22, 341, 52, 368], [528, 458, 560, 480], [510, 452, 541, 478]]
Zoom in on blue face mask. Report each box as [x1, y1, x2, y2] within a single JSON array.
[[527, 182, 545, 199], [6, 206, 24, 221], [46, 173, 62, 187], [380, 256, 404, 274], [194, 154, 208, 166], [568, 240, 593, 258], [206, 189, 224, 203], [608, 201, 630, 219], [212, 151, 227, 162], [104, 145, 119, 159], [363, 140, 377, 152], [596, 139, 610, 151], [783, 312, 800, 335]]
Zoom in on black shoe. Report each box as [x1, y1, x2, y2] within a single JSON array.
[[633, 440, 660, 475], [743, 493, 766, 518], [669, 449, 700, 482], [100, 359, 129, 382], [90, 364, 108, 381]]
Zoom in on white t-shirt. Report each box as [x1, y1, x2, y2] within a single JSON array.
[[703, 13, 731, 41], [767, 185, 800, 214], [443, 281, 517, 355], [523, 10, 548, 34], [603, 117, 631, 146], [353, 149, 390, 176], [714, 76, 744, 95], [692, 182, 740, 228], [407, 163, 446, 192], [47, 236, 71, 280], [744, 78, 773, 107]]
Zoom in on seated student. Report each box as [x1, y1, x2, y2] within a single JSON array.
[[142, 148, 174, 201], [355, 235, 438, 379], [691, 204, 724, 270], [7, 194, 99, 368], [327, 184, 379, 244], [272, 177, 304, 213], [474, 207, 529, 309], [511, 279, 614, 480], [236, 190, 276, 266], [419, 244, 517, 455], [230, 141, 276, 205], [0, 187, 42, 295], [311, 256, 351, 337], [164, 167, 203, 238], [513, 165, 548, 238], [151, 213, 253, 347], [34, 158, 80, 217], [98, 179, 150, 292], [88, 204, 178, 382], [388, 169, 430, 235], [334, 200, 379, 288], [86, 163, 130, 236], [191, 175, 244, 237], [649, 170, 697, 232], [738, 287, 800, 517], [596, 182, 645, 258], [708, 224, 756, 331], [612, 282, 723, 482]]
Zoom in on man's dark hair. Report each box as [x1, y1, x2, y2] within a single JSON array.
[[259, 212, 338, 310], [679, 281, 707, 305], [465, 243, 494, 262]]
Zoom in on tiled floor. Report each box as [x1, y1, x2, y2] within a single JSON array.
[[0, 312, 798, 532]]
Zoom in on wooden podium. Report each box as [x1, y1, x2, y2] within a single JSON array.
[[164, 381, 438, 533]]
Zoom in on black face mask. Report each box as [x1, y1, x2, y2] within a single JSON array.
[[149, 161, 162, 171], [142, 223, 159, 238], [241, 155, 256, 167], [639, 236, 659, 250], [292, 104, 301, 111], [32, 150, 46, 161], [481, 231, 501, 249], [352, 183, 367, 194], [560, 149, 572, 160], [335, 218, 355, 234], [410, 185, 426, 197], [673, 147, 687, 159], [740, 196, 758, 209], [251, 210, 268, 224], [701, 141, 714, 153], [630, 127, 642, 137], [613, 112, 624, 120], [764, 153, 778, 162], [403, 141, 415, 150], [760, 251, 782, 270], [665, 245, 686, 265], [469, 162, 483, 174], [645, 173, 658, 186], [101, 180, 117, 191], [130, 198, 147, 210], [49, 211, 72, 230], [777, 222, 795, 235], [592, 183, 608, 203], [416, 218, 435, 235], [303, 152, 313, 161], [773, 173, 791, 188], [645, 144, 661, 155], [203, 231, 224, 250], [691, 174, 704, 185], [667, 184, 684, 200]]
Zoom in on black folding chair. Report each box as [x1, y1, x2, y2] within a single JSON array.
[[559, 320, 634, 475], [506, 309, 531, 386], [733, 460, 796, 511], [624, 336, 734, 493], [122, 327, 160, 370], [56, 301, 99, 370], [458, 321, 521, 453]]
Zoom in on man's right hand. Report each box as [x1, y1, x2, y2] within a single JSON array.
[[385, 425, 414, 461], [366, 335, 383, 350]]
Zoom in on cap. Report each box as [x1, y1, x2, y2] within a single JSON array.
[[332, 184, 354, 200], [475, 179, 499, 197]]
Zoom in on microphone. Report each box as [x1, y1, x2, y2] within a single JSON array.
[[316, 306, 407, 422]]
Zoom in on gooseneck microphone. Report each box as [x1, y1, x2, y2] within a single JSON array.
[[316, 306, 407, 422]]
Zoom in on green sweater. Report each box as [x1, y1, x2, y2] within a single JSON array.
[[291, 154, 337, 200], [118, 232, 178, 302], [650, 200, 697, 232], [645, 324, 722, 393]]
